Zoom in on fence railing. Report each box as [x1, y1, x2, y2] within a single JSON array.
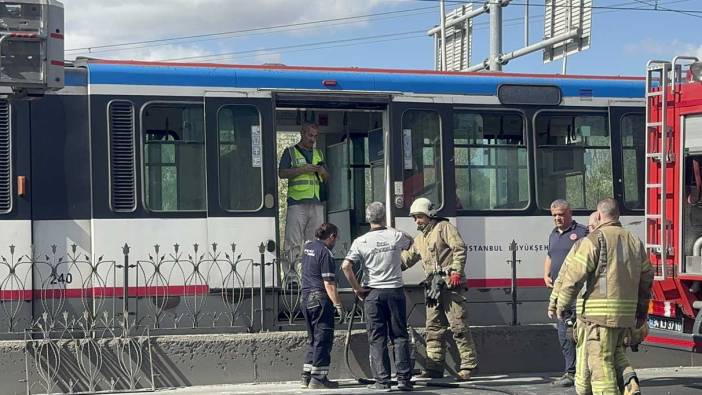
[[0, 242, 283, 337]]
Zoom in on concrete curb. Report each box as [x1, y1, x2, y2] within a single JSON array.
[[3, 324, 697, 394]]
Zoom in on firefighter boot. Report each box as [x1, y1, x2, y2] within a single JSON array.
[[456, 369, 473, 381], [623, 373, 641, 395]]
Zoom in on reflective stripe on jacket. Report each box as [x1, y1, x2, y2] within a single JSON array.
[[288, 146, 323, 201], [556, 220, 654, 328]]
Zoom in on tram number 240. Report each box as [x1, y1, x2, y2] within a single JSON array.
[[49, 273, 73, 285]]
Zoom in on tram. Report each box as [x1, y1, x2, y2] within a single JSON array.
[[0, 59, 645, 325]]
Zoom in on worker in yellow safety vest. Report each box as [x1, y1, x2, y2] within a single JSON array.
[[278, 122, 329, 261]]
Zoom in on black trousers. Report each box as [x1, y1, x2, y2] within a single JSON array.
[[558, 309, 576, 374], [364, 287, 412, 384], [302, 291, 334, 380]]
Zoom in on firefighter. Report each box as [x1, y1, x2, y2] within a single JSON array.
[[555, 198, 653, 395], [401, 197, 478, 381], [548, 211, 598, 388]]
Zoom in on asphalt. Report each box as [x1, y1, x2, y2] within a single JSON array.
[[107, 367, 702, 395]]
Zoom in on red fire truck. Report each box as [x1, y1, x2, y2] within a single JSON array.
[[645, 56, 702, 351]]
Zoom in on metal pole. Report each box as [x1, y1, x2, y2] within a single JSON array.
[[508, 240, 519, 325], [439, 0, 447, 71], [562, 3, 571, 75], [259, 242, 266, 331], [122, 243, 130, 331], [489, 0, 502, 71], [433, 33, 437, 70], [499, 29, 580, 63], [524, 0, 529, 47]]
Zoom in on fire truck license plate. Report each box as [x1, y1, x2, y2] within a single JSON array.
[[648, 316, 683, 332]]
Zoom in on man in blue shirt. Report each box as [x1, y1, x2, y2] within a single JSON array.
[[544, 199, 588, 387], [300, 223, 344, 390]]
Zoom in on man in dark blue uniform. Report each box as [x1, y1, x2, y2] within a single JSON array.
[[543, 199, 588, 387], [300, 222, 345, 390]]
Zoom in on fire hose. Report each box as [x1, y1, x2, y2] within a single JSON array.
[[343, 296, 518, 394]]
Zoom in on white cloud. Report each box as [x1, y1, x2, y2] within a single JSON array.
[[624, 38, 702, 59], [63, 0, 384, 61]]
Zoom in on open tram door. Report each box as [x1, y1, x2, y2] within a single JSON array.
[[273, 92, 390, 264], [388, 98, 457, 286]]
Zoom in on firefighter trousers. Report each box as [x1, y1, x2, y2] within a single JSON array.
[[575, 319, 636, 395], [425, 289, 478, 372]]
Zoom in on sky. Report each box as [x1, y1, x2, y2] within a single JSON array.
[[62, 0, 702, 77]]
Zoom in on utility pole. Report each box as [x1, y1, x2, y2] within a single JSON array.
[[439, 0, 447, 71], [524, 0, 529, 47], [488, 0, 503, 71]]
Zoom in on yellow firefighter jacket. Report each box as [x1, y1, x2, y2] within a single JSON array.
[[548, 239, 583, 313], [401, 219, 467, 279], [556, 220, 654, 328]]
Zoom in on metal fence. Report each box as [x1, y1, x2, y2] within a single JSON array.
[[0, 239, 527, 394], [0, 243, 271, 336], [0, 241, 332, 394]]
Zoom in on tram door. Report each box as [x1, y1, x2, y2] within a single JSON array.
[[204, 92, 278, 287], [387, 101, 456, 285], [325, 125, 387, 257]]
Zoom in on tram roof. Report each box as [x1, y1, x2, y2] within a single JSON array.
[[67, 59, 645, 99]]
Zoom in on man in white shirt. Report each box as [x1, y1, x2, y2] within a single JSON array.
[[342, 202, 414, 391]]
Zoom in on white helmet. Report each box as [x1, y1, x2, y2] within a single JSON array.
[[409, 197, 435, 217]]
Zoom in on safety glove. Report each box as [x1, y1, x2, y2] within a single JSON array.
[[624, 321, 649, 352], [448, 271, 462, 288], [334, 303, 346, 325]]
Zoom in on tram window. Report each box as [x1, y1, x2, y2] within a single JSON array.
[[218, 105, 263, 211], [143, 103, 205, 211], [535, 113, 612, 210], [621, 114, 645, 210], [454, 111, 528, 210], [401, 110, 442, 208]]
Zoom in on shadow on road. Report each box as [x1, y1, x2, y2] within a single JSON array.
[[641, 376, 702, 390]]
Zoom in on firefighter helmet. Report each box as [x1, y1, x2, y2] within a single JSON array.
[[409, 197, 436, 217]]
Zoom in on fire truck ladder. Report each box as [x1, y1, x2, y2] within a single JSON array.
[[645, 60, 671, 281]]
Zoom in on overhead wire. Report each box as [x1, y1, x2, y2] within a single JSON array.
[[67, 8, 436, 57], [158, 0, 687, 63], [68, 0, 700, 63], [68, 0, 695, 57], [629, 0, 702, 19], [408, 0, 702, 15], [161, 30, 428, 62], [65, 5, 437, 54]]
